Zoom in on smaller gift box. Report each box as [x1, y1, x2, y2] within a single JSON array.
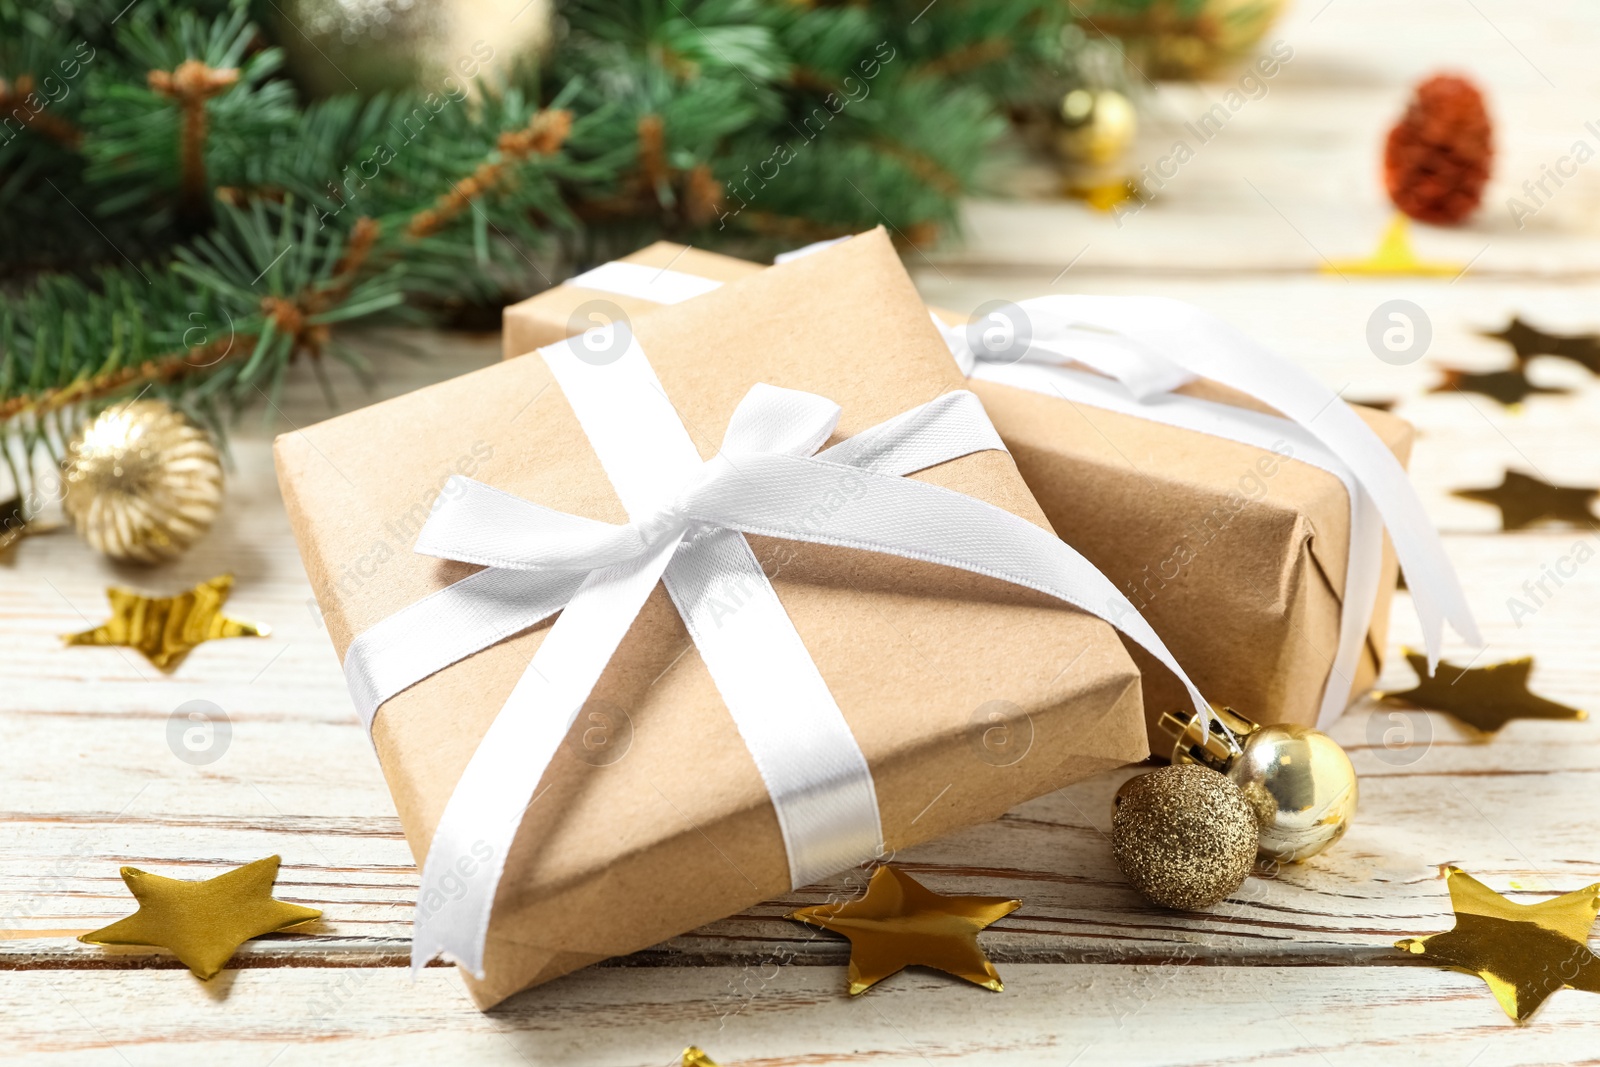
[[279, 231, 1170, 1008], [504, 241, 1474, 740], [504, 241, 768, 356]]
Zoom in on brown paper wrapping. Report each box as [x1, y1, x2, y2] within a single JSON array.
[[277, 229, 1148, 1009], [504, 241, 1414, 740], [504, 242, 767, 358], [967, 373, 1410, 741]]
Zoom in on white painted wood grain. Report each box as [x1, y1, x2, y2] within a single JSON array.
[[8, 964, 1600, 1066]]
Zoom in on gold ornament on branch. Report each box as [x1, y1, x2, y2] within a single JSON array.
[[1111, 764, 1258, 910], [1160, 705, 1358, 863], [270, 0, 549, 98], [1077, 0, 1289, 80], [61, 399, 223, 563], [1055, 88, 1137, 167]]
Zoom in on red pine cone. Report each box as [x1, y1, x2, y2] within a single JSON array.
[[1384, 74, 1493, 225]]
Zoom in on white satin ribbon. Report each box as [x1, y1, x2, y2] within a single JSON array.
[[981, 359, 1383, 727], [565, 253, 1478, 721], [567, 261, 723, 305], [345, 333, 1212, 980], [933, 295, 1481, 678]]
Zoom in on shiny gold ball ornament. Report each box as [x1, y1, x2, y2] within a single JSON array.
[[1111, 764, 1259, 910], [1160, 706, 1358, 863], [1106, 0, 1290, 80], [270, 0, 548, 98], [1055, 88, 1137, 167], [61, 400, 223, 564]]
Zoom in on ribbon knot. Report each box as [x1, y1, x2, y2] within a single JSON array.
[[632, 499, 689, 550]]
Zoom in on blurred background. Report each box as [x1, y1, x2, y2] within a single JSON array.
[[4, 0, 1597, 533]]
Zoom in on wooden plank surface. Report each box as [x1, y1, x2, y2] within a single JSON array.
[[8, 0, 1600, 1061]]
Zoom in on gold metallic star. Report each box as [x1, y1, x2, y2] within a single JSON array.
[[1378, 649, 1587, 733], [1429, 366, 1568, 407], [1453, 470, 1598, 531], [62, 573, 268, 671], [1397, 866, 1600, 1023], [681, 1049, 719, 1067], [1322, 214, 1464, 277], [79, 855, 321, 979], [789, 866, 1020, 995], [1066, 177, 1137, 212], [1483, 317, 1600, 373]]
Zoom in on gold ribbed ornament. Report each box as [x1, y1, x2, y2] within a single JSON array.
[[61, 400, 223, 564]]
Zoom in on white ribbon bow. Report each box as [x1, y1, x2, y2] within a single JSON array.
[[344, 331, 1210, 980], [565, 244, 1481, 725]]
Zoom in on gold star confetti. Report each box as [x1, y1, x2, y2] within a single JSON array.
[[1397, 866, 1600, 1023], [62, 573, 268, 671], [681, 1048, 719, 1067], [1453, 470, 1598, 531], [1429, 366, 1568, 407], [79, 855, 321, 979], [1378, 649, 1587, 733], [1066, 177, 1137, 212], [1322, 214, 1464, 277], [789, 866, 1020, 995], [1483, 317, 1600, 373]]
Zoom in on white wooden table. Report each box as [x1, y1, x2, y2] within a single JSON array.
[[7, 0, 1600, 1061]]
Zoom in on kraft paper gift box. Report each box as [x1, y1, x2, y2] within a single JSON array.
[[504, 242, 1413, 741], [277, 228, 1150, 1009]]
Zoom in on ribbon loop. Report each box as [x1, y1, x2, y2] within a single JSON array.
[[936, 307, 1195, 398], [945, 293, 1480, 694], [413, 477, 654, 572], [722, 383, 842, 457]]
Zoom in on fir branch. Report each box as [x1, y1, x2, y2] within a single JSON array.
[[0, 334, 235, 424], [2, 0, 1124, 521], [406, 108, 574, 237], [146, 59, 239, 210], [0, 75, 83, 147]]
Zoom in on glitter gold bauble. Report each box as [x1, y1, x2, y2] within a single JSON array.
[[61, 400, 223, 564], [1055, 88, 1137, 167], [1161, 706, 1358, 863], [1111, 764, 1258, 910]]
